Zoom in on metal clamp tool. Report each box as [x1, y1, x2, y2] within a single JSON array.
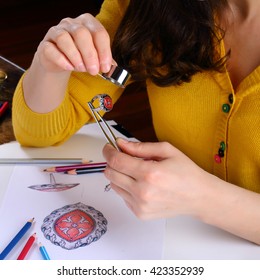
[[87, 65, 131, 151]]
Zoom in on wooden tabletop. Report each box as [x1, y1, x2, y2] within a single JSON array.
[[0, 56, 24, 144], [0, 56, 157, 145]]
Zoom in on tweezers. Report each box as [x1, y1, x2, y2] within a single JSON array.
[[87, 65, 131, 151], [87, 101, 120, 151]]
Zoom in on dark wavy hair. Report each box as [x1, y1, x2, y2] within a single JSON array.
[[112, 0, 229, 86]]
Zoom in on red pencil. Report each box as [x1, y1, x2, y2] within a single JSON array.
[[43, 161, 107, 173], [17, 233, 36, 260], [0, 101, 8, 118]]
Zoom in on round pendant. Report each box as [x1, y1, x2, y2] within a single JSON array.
[[90, 94, 113, 112]]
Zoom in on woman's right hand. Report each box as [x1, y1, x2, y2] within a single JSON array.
[[37, 13, 113, 75], [22, 13, 113, 113]]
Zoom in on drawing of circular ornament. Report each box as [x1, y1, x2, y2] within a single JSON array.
[[41, 202, 107, 250]]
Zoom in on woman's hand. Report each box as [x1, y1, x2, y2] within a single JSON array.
[[102, 138, 214, 220], [103, 138, 260, 244], [23, 13, 113, 113], [37, 13, 113, 74]]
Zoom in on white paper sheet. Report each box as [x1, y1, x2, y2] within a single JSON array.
[[0, 122, 165, 260]]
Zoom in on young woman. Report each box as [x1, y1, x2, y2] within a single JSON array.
[[12, 0, 260, 244]]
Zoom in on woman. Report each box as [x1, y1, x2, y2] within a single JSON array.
[[12, 0, 260, 244]]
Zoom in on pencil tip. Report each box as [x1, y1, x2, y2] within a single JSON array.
[[82, 159, 93, 164], [66, 169, 76, 175], [43, 167, 55, 172]]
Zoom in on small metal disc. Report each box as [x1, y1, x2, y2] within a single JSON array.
[[99, 65, 130, 88]]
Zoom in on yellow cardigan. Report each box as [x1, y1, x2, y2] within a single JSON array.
[[12, 0, 260, 193]]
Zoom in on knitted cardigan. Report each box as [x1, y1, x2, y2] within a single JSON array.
[[12, 0, 260, 192]]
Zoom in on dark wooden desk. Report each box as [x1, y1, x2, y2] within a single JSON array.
[[0, 56, 24, 144], [0, 56, 157, 145]]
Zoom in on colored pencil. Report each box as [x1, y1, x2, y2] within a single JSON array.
[[0, 218, 34, 260], [39, 242, 50, 260], [43, 161, 107, 173], [17, 233, 36, 260], [0, 158, 89, 165], [66, 166, 106, 175], [0, 101, 8, 118]]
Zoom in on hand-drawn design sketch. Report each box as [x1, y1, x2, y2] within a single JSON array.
[[28, 173, 79, 192], [41, 202, 107, 250]]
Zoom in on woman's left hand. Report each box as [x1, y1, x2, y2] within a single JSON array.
[[102, 138, 214, 220], [103, 138, 260, 244]]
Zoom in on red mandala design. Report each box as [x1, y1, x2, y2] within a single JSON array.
[[103, 96, 113, 111], [42, 202, 107, 249], [54, 210, 95, 242]]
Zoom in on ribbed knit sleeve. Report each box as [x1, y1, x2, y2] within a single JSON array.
[[12, 74, 73, 146], [12, 0, 128, 147]]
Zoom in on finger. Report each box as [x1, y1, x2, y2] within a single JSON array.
[[91, 29, 112, 73], [110, 182, 132, 201], [110, 183, 137, 215], [111, 183, 154, 220], [104, 163, 136, 192], [80, 13, 112, 73], [46, 24, 87, 72], [117, 138, 177, 160], [45, 14, 112, 75], [68, 24, 100, 74], [103, 143, 153, 179], [38, 41, 75, 71]]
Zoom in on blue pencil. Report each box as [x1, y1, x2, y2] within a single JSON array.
[[39, 242, 50, 260], [0, 218, 34, 260]]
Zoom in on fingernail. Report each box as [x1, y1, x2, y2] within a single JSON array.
[[117, 137, 129, 144], [87, 65, 99, 75], [65, 63, 74, 71], [101, 62, 111, 73], [77, 62, 87, 72]]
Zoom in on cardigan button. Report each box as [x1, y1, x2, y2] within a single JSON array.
[[222, 103, 230, 113], [214, 154, 222, 164], [218, 148, 225, 158], [220, 141, 226, 151], [228, 93, 234, 104]]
